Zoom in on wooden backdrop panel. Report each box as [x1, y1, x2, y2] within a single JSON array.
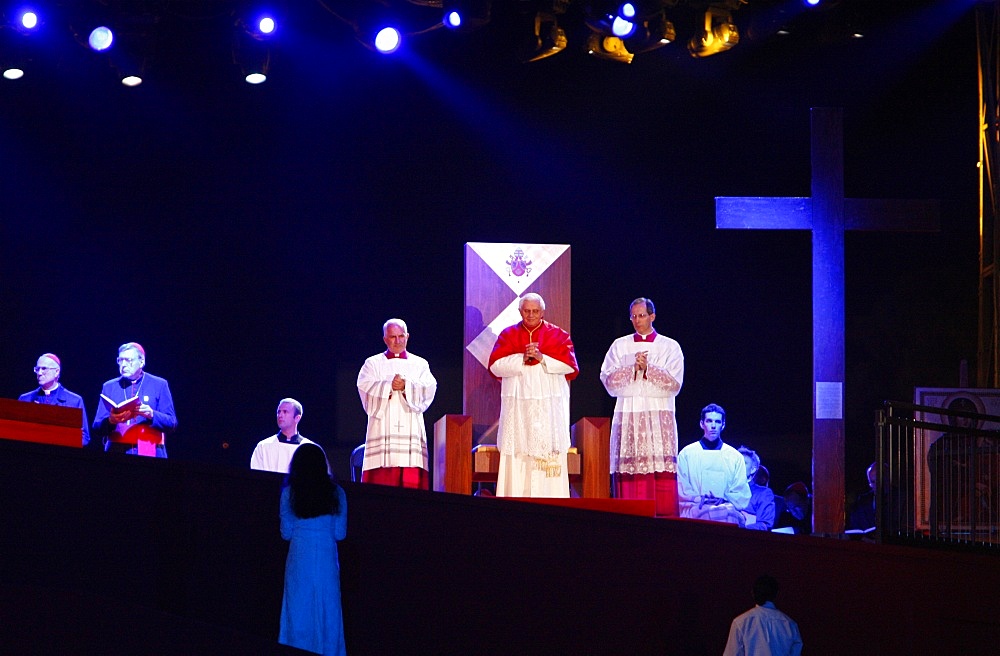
[[463, 243, 571, 444]]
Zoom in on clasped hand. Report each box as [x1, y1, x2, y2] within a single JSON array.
[[698, 493, 725, 508]]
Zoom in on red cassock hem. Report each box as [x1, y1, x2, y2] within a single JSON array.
[[361, 466, 429, 490], [614, 471, 678, 518]]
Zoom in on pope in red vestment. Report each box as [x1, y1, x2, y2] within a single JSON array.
[[488, 294, 578, 498]]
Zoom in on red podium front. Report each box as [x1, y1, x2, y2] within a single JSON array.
[[0, 398, 82, 448]]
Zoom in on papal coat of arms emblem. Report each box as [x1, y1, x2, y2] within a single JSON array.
[[505, 248, 532, 277]]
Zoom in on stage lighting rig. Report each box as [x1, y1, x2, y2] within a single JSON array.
[[112, 9, 161, 87], [586, 32, 633, 63], [65, 1, 164, 86], [584, 2, 639, 39], [688, 2, 741, 58], [583, 1, 682, 62], [234, 8, 279, 82], [1, 4, 44, 80], [517, 0, 568, 63], [623, 9, 675, 55]]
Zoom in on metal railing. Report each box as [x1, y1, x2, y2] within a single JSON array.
[[878, 401, 1000, 551]]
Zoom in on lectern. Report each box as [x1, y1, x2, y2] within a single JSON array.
[[0, 398, 83, 448]]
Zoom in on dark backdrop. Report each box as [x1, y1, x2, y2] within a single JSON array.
[[0, 1, 980, 501]]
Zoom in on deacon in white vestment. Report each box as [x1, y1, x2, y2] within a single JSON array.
[[357, 319, 437, 489], [488, 293, 579, 498], [250, 398, 314, 473], [676, 403, 751, 524], [600, 297, 684, 516]]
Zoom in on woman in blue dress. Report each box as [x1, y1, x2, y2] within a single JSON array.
[[279, 443, 348, 656]]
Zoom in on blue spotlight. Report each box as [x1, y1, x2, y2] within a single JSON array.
[[610, 2, 636, 38], [257, 15, 275, 35], [804, 0, 821, 6], [374, 26, 401, 54], [243, 12, 277, 40], [88, 26, 114, 51], [11, 5, 41, 34], [442, 1, 490, 31], [18, 9, 38, 31], [611, 16, 635, 38]]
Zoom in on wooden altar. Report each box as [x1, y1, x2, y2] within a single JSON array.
[[433, 414, 610, 498]]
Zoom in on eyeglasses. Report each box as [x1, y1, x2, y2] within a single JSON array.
[[116, 357, 140, 365], [33, 366, 57, 373], [630, 313, 650, 320]]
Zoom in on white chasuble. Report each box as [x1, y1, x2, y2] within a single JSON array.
[[357, 353, 437, 472]]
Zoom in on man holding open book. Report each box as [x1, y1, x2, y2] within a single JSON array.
[[92, 342, 177, 457]]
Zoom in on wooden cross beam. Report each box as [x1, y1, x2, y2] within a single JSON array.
[[716, 107, 939, 534]]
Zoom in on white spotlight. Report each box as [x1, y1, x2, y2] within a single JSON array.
[[88, 26, 114, 52]]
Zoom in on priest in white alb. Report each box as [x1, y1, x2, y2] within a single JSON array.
[[600, 297, 684, 516], [357, 318, 437, 489], [488, 293, 579, 498]]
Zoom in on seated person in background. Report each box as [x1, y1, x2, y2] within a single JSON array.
[[847, 462, 877, 532], [737, 446, 776, 531], [753, 464, 771, 488], [775, 482, 812, 535], [676, 403, 750, 525]]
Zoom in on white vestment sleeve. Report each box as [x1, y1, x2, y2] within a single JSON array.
[[490, 354, 525, 378], [645, 344, 684, 395], [357, 359, 392, 419], [540, 356, 574, 376], [401, 362, 437, 413], [726, 458, 752, 510], [250, 444, 264, 470], [676, 449, 697, 506], [600, 342, 635, 396]]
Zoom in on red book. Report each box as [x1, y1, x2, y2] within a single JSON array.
[[100, 394, 141, 415]]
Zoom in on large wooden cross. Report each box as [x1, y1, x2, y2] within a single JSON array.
[[716, 107, 939, 534]]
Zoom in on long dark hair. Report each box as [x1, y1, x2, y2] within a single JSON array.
[[286, 443, 340, 519]]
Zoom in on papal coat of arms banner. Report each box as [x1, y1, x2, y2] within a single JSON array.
[[464, 243, 571, 444]]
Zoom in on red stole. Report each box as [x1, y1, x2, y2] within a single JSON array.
[[488, 321, 579, 381]]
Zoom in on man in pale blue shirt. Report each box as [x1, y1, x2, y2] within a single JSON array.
[[724, 574, 803, 656]]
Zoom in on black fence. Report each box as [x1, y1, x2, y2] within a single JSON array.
[[878, 400, 1000, 551]]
